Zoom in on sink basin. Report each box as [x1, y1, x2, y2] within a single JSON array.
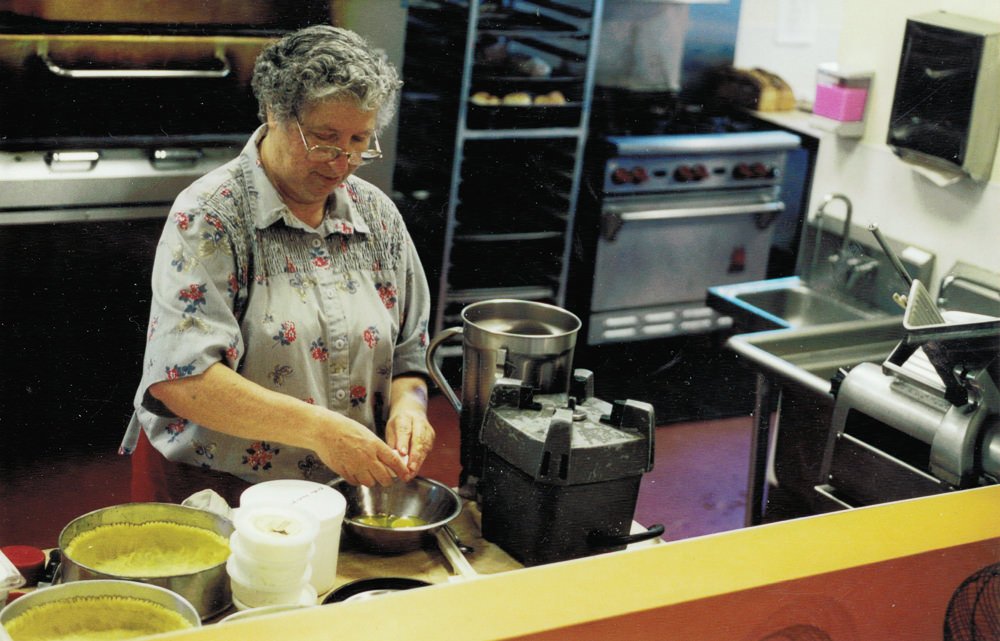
[[727, 316, 905, 395], [735, 286, 871, 326], [707, 276, 890, 332]]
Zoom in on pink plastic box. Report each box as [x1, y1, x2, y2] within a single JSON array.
[[814, 83, 868, 121]]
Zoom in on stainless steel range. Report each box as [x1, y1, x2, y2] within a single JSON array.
[[581, 130, 802, 346]]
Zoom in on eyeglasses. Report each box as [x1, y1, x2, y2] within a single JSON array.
[[295, 119, 382, 166]]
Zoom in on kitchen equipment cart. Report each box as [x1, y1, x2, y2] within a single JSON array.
[[392, 0, 604, 347]]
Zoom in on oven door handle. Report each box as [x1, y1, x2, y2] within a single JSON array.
[[0, 206, 167, 226], [601, 201, 785, 241], [37, 43, 232, 80]]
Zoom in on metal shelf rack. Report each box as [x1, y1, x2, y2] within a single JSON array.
[[394, 0, 603, 336]]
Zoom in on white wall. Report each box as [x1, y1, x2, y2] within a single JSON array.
[[735, 0, 1000, 286]]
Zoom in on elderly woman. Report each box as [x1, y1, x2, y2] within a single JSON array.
[[121, 25, 435, 504]]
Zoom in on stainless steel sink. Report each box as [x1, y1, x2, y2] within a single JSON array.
[[707, 276, 891, 332], [727, 316, 905, 395], [728, 315, 906, 524]]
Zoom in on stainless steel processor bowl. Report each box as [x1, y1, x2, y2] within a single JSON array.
[[331, 477, 462, 554]]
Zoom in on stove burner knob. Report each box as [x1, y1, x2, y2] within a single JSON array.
[[611, 167, 632, 185], [631, 167, 649, 184], [673, 165, 694, 182], [693, 164, 709, 180], [750, 162, 769, 178], [732, 163, 753, 180]]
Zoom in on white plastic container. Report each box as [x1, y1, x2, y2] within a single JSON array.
[[226, 555, 311, 594], [230, 506, 318, 564], [230, 574, 317, 610], [227, 503, 319, 608], [228, 531, 312, 583], [239, 481, 346, 594], [231, 586, 316, 612]]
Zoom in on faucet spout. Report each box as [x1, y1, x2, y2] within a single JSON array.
[[819, 193, 853, 255], [808, 193, 854, 282]]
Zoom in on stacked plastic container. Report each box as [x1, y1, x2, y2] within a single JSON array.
[[237, 480, 347, 598], [227, 504, 319, 610]]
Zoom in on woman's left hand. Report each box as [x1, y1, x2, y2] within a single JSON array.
[[386, 376, 435, 481]]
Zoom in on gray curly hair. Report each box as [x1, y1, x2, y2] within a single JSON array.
[[251, 25, 402, 131]]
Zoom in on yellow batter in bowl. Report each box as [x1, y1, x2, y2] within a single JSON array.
[[63, 521, 229, 577], [3, 595, 194, 641]]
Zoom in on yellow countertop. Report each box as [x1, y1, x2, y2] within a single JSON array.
[[160, 484, 1000, 641]]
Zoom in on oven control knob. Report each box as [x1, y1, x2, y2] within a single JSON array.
[[693, 164, 709, 180], [611, 167, 632, 185], [750, 162, 769, 178], [673, 165, 694, 182], [732, 163, 753, 180], [631, 167, 649, 184]]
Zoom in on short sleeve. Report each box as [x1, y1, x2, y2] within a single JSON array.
[[136, 196, 246, 415], [391, 220, 432, 380]]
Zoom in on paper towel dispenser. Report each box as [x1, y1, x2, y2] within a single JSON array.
[[887, 12, 1000, 183]]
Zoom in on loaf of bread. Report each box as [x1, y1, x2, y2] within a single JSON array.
[[471, 91, 501, 106], [502, 92, 532, 106], [533, 91, 567, 105]]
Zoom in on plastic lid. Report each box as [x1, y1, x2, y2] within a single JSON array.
[[240, 480, 346, 523], [233, 504, 320, 557], [0, 549, 26, 591]]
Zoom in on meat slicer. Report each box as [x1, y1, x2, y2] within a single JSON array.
[[818, 281, 1000, 508]]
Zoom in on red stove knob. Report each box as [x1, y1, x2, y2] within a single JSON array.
[[733, 163, 753, 180], [611, 167, 632, 185], [673, 165, 694, 182], [750, 162, 768, 178], [693, 164, 709, 180], [631, 167, 649, 184]]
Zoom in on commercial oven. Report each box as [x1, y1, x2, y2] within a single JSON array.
[[585, 132, 799, 345], [0, 3, 327, 469], [569, 120, 804, 421]]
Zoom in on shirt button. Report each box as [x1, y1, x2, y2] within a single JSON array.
[[311, 238, 322, 248], [326, 290, 335, 300], [334, 339, 346, 350], [334, 389, 347, 400]]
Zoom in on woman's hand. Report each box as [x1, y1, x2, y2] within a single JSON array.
[[385, 376, 436, 481], [309, 411, 410, 487], [150, 364, 410, 487]]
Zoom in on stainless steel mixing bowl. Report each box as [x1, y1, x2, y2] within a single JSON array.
[[0, 579, 201, 638], [330, 477, 462, 554], [57, 502, 233, 620]]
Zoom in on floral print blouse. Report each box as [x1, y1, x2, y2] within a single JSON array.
[[120, 126, 431, 484]]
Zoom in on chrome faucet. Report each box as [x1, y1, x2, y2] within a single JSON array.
[[808, 193, 878, 290]]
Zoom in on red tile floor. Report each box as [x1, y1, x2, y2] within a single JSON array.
[[0, 393, 751, 549]]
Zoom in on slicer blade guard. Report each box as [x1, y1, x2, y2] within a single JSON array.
[[889, 280, 1000, 406]]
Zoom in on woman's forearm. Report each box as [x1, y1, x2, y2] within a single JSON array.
[[147, 363, 409, 485], [149, 362, 326, 451], [389, 374, 429, 415]]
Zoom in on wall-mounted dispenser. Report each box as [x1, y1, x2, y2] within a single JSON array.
[[886, 12, 1000, 183]]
